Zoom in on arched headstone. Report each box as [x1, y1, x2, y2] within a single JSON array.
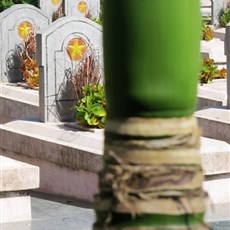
[[64, 0, 100, 20], [37, 17, 103, 122], [0, 4, 50, 83]]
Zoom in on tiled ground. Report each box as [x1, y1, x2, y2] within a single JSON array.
[[0, 192, 95, 230], [0, 192, 229, 230]]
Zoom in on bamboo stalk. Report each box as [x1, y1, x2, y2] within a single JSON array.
[[94, 0, 208, 229]]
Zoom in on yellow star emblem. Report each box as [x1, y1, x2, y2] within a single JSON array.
[[67, 38, 87, 61], [77, 1, 88, 13], [18, 21, 32, 39], [52, 0, 60, 5]]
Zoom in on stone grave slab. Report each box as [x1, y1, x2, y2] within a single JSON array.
[[197, 79, 227, 110], [0, 4, 50, 83], [214, 27, 226, 41], [201, 38, 226, 64], [0, 155, 39, 223], [1, 119, 230, 204], [37, 17, 103, 122], [195, 107, 230, 143]]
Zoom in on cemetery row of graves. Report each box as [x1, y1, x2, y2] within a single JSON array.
[[0, 3, 105, 223], [0, 1, 105, 127], [0, 0, 229, 226], [0, 0, 230, 129]]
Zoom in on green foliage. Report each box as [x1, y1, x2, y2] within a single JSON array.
[[0, 0, 37, 11], [0, 0, 13, 11], [199, 59, 227, 84], [73, 84, 106, 129], [201, 20, 214, 41], [199, 59, 218, 84], [219, 8, 230, 27], [92, 18, 102, 25]]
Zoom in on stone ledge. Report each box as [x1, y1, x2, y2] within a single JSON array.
[[200, 39, 226, 64], [197, 79, 227, 110], [1, 120, 229, 203], [0, 120, 103, 173], [0, 83, 39, 121], [203, 177, 230, 205], [0, 96, 39, 121], [201, 137, 230, 175], [1, 120, 229, 176], [214, 27, 226, 41], [196, 106, 230, 143], [0, 83, 39, 103], [0, 155, 40, 191], [0, 193, 32, 223]]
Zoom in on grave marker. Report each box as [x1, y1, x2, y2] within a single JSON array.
[[39, 0, 64, 21], [0, 4, 50, 83], [64, 0, 100, 20], [212, 0, 227, 26], [37, 17, 103, 122]]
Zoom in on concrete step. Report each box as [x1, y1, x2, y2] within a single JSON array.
[[0, 120, 104, 202], [197, 79, 227, 110], [195, 106, 230, 143], [200, 39, 226, 64], [0, 155, 39, 223], [0, 83, 39, 121], [201, 137, 230, 205], [200, 137, 230, 176], [1, 119, 229, 205], [214, 27, 226, 41], [200, 0, 212, 7]]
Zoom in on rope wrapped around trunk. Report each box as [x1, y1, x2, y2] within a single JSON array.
[[94, 117, 208, 229]]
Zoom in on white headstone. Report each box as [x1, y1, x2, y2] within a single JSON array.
[[37, 17, 103, 122], [64, 0, 100, 20], [39, 0, 64, 21], [212, 0, 227, 26], [0, 4, 50, 83]]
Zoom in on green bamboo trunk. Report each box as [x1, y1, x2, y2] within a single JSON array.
[[94, 0, 208, 229], [103, 0, 201, 118]]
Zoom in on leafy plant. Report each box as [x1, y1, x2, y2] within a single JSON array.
[[73, 84, 106, 128], [201, 20, 214, 41], [18, 26, 39, 88], [0, 0, 37, 12], [218, 67, 227, 78], [85, 9, 102, 25], [199, 59, 227, 84], [84, 0, 103, 25], [219, 8, 230, 27]]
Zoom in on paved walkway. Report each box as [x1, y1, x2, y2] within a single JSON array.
[[0, 192, 95, 230], [0, 192, 229, 230]]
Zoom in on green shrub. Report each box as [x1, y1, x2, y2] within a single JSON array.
[[73, 84, 106, 129], [0, 0, 38, 12], [201, 20, 214, 41], [219, 8, 230, 27], [199, 59, 227, 84]]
